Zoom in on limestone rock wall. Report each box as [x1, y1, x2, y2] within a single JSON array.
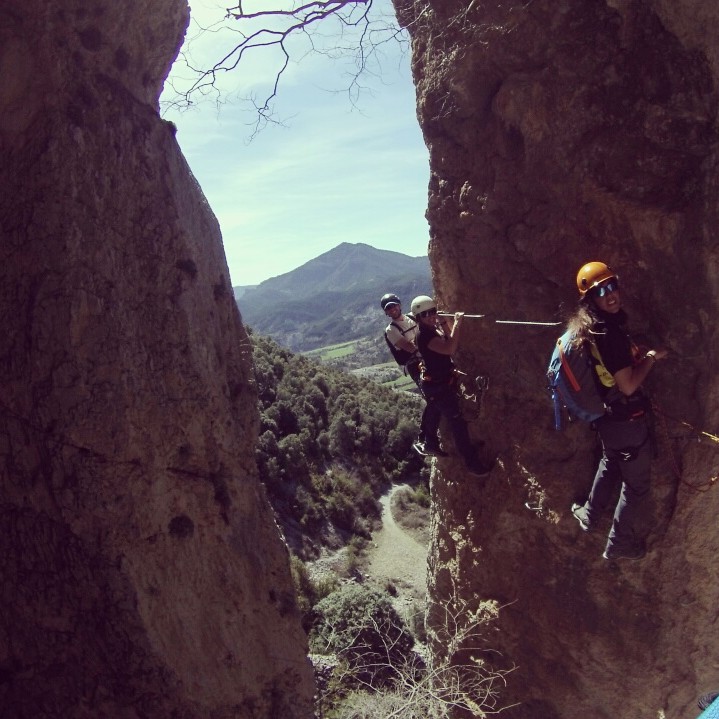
[[0, 1, 314, 717], [397, 0, 719, 716]]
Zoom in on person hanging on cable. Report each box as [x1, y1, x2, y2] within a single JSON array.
[[411, 294, 492, 477], [568, 261, 668, 561], [380, 292, 440, 455], [381, 293, 423, 385]]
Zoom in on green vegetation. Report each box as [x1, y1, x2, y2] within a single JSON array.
[[289, 554, 340, 631], [305, 340, 362, 361], [304, 335, 392, 372], [392, 484, 432, 545], [385, 373, 417, 390], [305, 338, 419, 389], [305, 578, 511, 719], [252, 333, 425, 556], [259, 334, 509, 717], [238, 243, 431, 352], [311, 583, 415, 682]]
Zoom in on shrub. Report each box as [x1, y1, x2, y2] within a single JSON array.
[[322, 596, 513, 719], [289, 554, 339, 630], [310, 584, 414, 685], [290, 554, 314, 619]]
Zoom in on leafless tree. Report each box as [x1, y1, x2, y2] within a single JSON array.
[[314, 591, 516, 718], [164, 0, 409, 136]]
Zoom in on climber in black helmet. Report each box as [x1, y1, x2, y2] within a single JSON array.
[[381, 293, 423, 385], [411, 294, 491, 477], [569, 261, 668, 561]]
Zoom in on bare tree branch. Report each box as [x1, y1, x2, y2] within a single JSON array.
[[163, 0, 409, 138], [313, 586, 518, 717]]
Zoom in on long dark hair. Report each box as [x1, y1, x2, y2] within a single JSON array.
[[566, 300, 603, 348]]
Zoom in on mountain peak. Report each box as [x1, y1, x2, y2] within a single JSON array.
[[236, 242, 431, 350], [242, 243, 429, 299]]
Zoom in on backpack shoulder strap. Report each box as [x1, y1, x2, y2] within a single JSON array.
[[386, 321, 401, 345], [557, 337, 581, 392]]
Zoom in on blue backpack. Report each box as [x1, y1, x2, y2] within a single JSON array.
[[547, 330, 606, 430], [697, 692, 719, 719]]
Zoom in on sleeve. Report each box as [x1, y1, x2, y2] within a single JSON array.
[[385, 323, 402, 346]]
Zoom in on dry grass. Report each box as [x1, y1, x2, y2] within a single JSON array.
[[391, 485, 431, 545]]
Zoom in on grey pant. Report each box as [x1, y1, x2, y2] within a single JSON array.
[[584, 415, 652, 552]]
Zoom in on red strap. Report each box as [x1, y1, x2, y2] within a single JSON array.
[[558, 339, 581, 392]]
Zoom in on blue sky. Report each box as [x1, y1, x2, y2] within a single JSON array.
[[161, 0, 430, 287]]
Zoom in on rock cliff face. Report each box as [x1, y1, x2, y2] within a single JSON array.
[[0, 1, 314, 717], [397, 0, 719, 716]]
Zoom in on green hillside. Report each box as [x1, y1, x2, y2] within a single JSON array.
[[237, 243, 432, 351], [252, 333, 426, 558]]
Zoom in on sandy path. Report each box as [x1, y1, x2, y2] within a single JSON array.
[[366, 484, 428, 600]]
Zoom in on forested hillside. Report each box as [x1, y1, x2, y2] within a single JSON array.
[[251, 333, 426, 557], [238, 243, 432, 351]]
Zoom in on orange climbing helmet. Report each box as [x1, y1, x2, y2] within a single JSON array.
[[576, 261, 616, 297]]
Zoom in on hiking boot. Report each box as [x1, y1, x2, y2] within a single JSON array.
[[413, 441, 447, 458], [412, 441, 428, 457], [698, 691, 719, 710], [602, 544, 646, 561], [571, 503, 593, 533]]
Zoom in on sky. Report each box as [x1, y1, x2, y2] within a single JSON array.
[[161, 0, 431, 287]]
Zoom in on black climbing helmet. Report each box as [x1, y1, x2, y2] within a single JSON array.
[[380, 293, 401, 310]]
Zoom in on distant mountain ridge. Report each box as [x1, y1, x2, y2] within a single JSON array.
[[235, 242, 432, 351]]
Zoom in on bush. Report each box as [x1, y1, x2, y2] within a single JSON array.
[[412, 482, 431, 508], [321, 596, 513, 719], [251, 333, 423, 556], [310, 584, 414, 685], [290, 554, 315, 620], [289, 554, 339, 630]]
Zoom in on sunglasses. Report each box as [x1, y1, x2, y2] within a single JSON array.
[[594, 279, 619, 298], [419, 308, 438, 318]]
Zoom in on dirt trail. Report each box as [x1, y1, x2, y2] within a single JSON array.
[[307, 484, 428, 617], [366, 484, 428, 607]]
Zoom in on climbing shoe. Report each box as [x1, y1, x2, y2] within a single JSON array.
[[412, 441, 427, 456], [571, 503, 593, 533], [602, 544, 646, 561], [413, 441, 448, 458]]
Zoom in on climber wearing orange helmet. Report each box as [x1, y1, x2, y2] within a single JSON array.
[[569, 262, 668, 561]]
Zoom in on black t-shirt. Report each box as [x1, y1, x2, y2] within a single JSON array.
[[594, 309, 634, 375], [417, 323, 454, 382]]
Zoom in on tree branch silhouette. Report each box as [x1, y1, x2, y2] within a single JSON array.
[[163, 0, 409, 138]]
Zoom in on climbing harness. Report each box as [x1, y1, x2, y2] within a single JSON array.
[[453, 370, 489, 421]]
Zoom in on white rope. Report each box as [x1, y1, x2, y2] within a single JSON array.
[[495, 320, 561, 326], [437, 312, 560, 326]]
